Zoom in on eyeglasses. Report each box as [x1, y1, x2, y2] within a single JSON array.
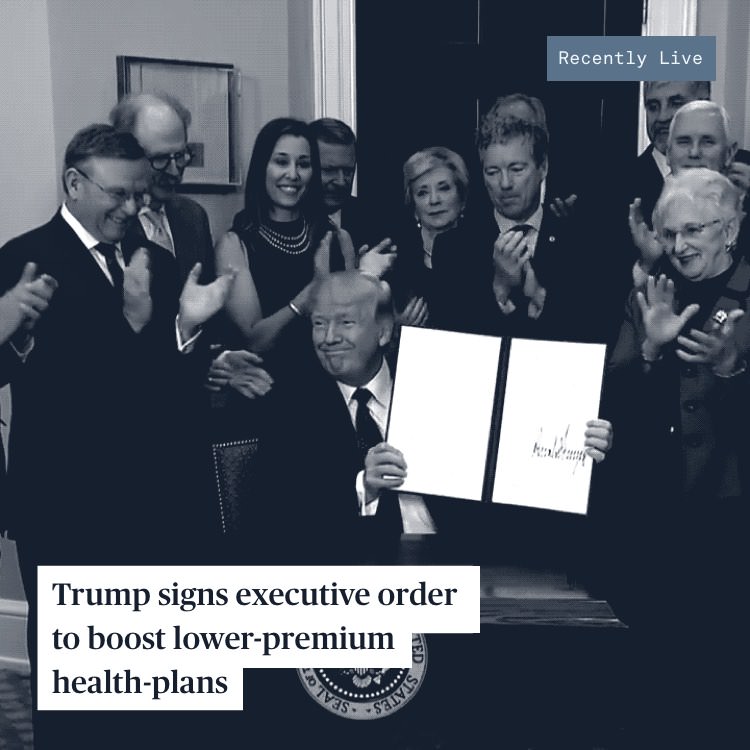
[[75, 167, 149, 207], [659, 219, 723, 250], [147, 149, 193, 172]]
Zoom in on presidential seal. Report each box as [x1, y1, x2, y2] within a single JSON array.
[[297, 633, 428, 720]]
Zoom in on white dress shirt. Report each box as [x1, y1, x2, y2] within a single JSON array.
[[493, 203, 544, 256], [61, 202, 125, 284], [337, 358, 437, 534]]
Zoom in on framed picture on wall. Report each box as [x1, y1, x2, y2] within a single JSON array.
[[116, 55, 240, 189]]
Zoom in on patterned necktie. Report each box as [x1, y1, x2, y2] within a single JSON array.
[[97, 242, 123, 293], [143, 209, 174, 254], [352, 388, 383, 464]]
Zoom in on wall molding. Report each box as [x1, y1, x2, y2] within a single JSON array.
[[311, 0, 356, 130]]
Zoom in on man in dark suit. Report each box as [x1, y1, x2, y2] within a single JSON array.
[[0, 122, 234, 574], [624, 81, 712, 229], [477, 115, 615, 343], [245, 271, 440, 564], [309, 117, 381, 250], [0, 124, 233, 749], [110, 92, 214, 287]]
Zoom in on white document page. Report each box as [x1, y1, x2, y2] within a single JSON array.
[[386, 327, 502, 501], [491, 339, 607, 515]]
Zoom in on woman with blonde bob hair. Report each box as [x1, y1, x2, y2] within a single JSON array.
[[391, 146, 473, 329]]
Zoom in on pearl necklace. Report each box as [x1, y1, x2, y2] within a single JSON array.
[[258, 220, 310, 255]]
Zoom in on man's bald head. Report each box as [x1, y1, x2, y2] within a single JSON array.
[[310, 272, 394, 386]]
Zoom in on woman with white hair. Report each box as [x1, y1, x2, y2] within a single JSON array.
[[604, 167, 749, 746]]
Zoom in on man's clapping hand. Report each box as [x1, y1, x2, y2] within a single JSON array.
[[0, 262, 58, 345]]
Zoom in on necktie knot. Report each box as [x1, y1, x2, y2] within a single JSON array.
[[96, 242, 118, 261], [352, 388, 373, 408], [510, 224, 533, 236]]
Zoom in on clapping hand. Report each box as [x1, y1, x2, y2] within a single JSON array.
[[493, 229, 531, 289], [206, 349, 274, 399], [629, 198, 663, 272], [123, 247, 152, 332], [676, 308, 745, 375], [396, 295, 428, 327], [584, 419, 613, 463], [637, 274, 700, 359], [179, 262, 237, 339], [0, 262, 58, 344], [358, 237, 397, 278], [549, 193, 578, 219], [726, 161, 750, 195]]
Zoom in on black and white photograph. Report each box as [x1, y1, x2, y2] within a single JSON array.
[[1, 0, 749, 747]]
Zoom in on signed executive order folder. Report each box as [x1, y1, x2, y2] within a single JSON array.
[[386, 327, 607, 515]]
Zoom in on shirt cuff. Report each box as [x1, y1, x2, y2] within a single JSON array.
[[356, 470, 379, 516], [176, 316, 202, 353]]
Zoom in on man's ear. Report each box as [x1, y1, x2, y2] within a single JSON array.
[[378, 315, 394, 348], [64, 167, 82, 198]]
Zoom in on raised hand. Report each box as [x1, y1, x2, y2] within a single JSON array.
[[549, 193, 578, 219], [396, 295, 428, 327], [123, 247, 152, 332], [726, 161, 750, 195], [358, 237, 397, 278], [676, 308, 745, 375], [0, 262, 58, 344], [364, 442, 407, 505], [179, 262, 237, 338], [629, 198, 663, 272], [636, 274, 700, 358], [493, 229, 531, 289]]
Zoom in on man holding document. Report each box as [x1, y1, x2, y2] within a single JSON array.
[[245, 270, 613, 564]]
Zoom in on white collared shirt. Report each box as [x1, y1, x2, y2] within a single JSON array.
[[61, 203, 199, 352], [339, 359, 437, 534], [651, 146, 670, 179], [61, 202, 124, 285], [139, 204, 175, 254], [494, 203, 544, 256]]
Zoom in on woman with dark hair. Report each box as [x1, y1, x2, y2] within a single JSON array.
[[215, 117, 355, 379]]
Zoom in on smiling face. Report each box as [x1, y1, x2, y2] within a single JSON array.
[[65, 156, 150, 243], [311, 275, 391, 387], [482, 136, 546, 221], [667, 108, 735, 174], [411, 166, 463, 233], [660, 193, 733, 281], [264, 135, 313, 221], [644, 81, 701, 155]]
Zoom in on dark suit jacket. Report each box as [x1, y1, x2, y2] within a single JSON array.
[[127, 194, 214, 287], [0, 211, 214, 560], [469, 208, 618, 344], [338, 195, 383, 251]]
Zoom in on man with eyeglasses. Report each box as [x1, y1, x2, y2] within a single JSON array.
[[111, 92, 214, 288], [0, 124, 236, 744]]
